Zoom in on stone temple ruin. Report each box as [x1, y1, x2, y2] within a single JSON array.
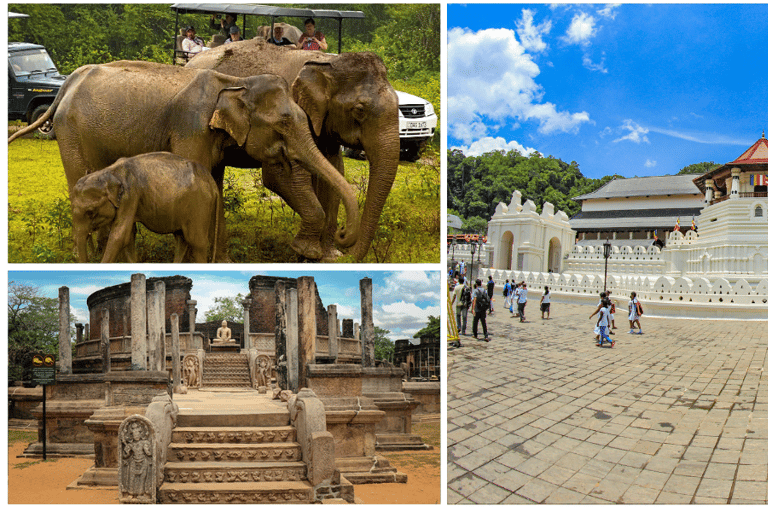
[[23, 274, 440, 504]]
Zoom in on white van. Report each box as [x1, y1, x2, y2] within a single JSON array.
[[396, 90, 438, 161]]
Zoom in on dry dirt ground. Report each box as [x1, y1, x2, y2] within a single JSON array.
[[8, 421, 440, 504]]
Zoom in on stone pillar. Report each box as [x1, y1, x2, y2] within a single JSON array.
[[58, 286, 72, 374], [131, 274, 147, 371], [714, 190, 722, 201], [731, 167, 741, 197], [360, 278, 374, 367], [327, 305, 339, 363], [101, 309, 111, 373], [354, 323, 360, 340], [242, 297, 252, 350], [147, 289, 162, 372], [287, 288, 299, 393], [186, 300, 197, 333], [155, 281, 166, 370], [171, 313, 184, 394], [275, 281, 288, 390], [85, 323, 90, 343], [297, 276, 316, 390], [76, 323, 84, 345], [705, 178, 714, 205]]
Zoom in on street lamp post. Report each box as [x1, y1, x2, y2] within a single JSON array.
[[469, 242, 477, 285], [451, 240, 456, 267], [603, 239, 612, 292]]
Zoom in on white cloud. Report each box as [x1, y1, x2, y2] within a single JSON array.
[[582, 53, 607, 73], [448, 26, 591, 145], [454, 137, 538, 157], [597, 4, 620, 20], [515, 9, 552, 53], [613, 120, 650, 144], [599, 126, 613, 138], [375, 301, 441, 339], [562, 12, 596, 46], [645, 159, 657, 168], [648, 127, 753, 146]]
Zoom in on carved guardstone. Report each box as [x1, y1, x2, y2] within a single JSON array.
[[182, 354, 200, 388], [118, 415, 156, 503]]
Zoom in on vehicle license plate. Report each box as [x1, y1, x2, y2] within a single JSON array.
[[406, 121, 427, 129]]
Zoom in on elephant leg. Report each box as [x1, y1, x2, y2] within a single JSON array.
[[262, 161, 325, 260], [181, 223, 210, 263], [316, 150, 344, 261], [173, 233, 189, 263], [123, 224, 138, 263], [210, 163, 231, 263]]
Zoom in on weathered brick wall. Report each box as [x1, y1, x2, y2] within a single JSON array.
[[248, 275, 329, 335], [85, 276, 193, 341]]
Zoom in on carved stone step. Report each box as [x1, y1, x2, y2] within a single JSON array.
[[172, 426, 295, 444], [200, 381, 252, 388], [164, 461, 307, 484], [168, 442, 301, 463], [176, 409, 290, 428], [158, 481, 313, 504]]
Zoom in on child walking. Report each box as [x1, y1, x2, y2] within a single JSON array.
[[589, 298, 614, 347], [540, 286, 551, 319], [628, 291, 643, 334]]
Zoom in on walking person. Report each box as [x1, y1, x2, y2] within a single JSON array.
[[517, 282, 528, 322], [540, 286, 551, 319], [510, 281, 519, 317], [589, 298, 614, 347], [487, 275, 495, 314], [471, 278, 490, 341], [606, 290, 617, 332], [503, 279, 512, 309], [628, 291, 643, 334], [453, 276, 470, 338]]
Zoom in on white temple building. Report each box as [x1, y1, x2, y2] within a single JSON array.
[[479, 134, 768, 319]]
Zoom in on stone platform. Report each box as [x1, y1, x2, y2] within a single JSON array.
[[209, 342, 240, 353]]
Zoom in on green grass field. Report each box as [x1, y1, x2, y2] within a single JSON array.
[[7, 138, 440, 263]]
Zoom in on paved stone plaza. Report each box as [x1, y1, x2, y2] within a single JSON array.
[[447, 303, 768, 504]]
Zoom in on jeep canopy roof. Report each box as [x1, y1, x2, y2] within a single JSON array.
[[170, 3, 364, 53]]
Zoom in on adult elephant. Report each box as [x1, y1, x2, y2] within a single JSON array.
[[257, 23, 303, 44], [9, 60, 360, 262], [186, 39, 400, 262]]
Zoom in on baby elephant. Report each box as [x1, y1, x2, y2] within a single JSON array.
[[71, 152, 219, 263]]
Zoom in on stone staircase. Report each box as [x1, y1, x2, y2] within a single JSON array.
[[158, 405, 314, 503], [202, 353, 251, 388]]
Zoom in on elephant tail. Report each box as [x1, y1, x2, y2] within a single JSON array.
[[8, 103, 56, 143], [9, 64, 95, 144]]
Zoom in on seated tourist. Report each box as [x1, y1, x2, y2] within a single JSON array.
[[268, 26, 293, 46], [298, 18, 327, 51], [225, 25, 242, 44], [182, 26, 208, 56]]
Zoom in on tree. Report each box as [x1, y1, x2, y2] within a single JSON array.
[[8, 282, 62, 383], [374, 326, 395, 362], [204, 294, 245, 324], [678, 162, 720, 175], [413, 315, 440, 339]]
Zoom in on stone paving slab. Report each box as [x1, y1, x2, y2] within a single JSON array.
[[447, 304, 768, 504]]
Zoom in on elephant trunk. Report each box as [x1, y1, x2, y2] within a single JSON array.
[[350, 119, 401, 261], [74, 223, 89, 263], [290, 108, 360, 249]]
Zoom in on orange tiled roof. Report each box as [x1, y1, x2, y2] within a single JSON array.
[[730, 133, 768, 165]]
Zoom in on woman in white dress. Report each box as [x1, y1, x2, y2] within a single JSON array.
[[628, 291, 643, 334]]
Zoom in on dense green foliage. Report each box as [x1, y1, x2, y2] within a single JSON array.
[[374, 326, 395, 362], [9, 4, 440, 150], [448, 149, 617, 234], [8, 282, 65, 383], [204, 294, 246, 324], [677, 161, 720, 175], [8, 139, 439, 263], [413, 315, 440, 339]]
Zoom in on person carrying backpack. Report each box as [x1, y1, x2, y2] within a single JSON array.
[[471, 278, 490, 341], [487, 275, 495, 314], [452, 276, 470, 337], [502, 279, 512, 309]]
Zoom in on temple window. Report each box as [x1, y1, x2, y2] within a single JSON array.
[[756, 206, 763, 217]]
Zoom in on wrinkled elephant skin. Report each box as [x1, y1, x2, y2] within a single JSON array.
[[9, 60, 359, 262], [72, 152, 219, 263], [186, 40, 401, 261]]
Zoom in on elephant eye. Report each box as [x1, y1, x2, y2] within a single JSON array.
[[352, 103, 367, 121]]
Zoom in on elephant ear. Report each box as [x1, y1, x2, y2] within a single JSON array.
[[210, 86, 250, 146], [292, 62, 332, 137], [102, 173, 124, 210]]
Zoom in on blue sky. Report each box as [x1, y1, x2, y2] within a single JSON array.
[[8, 270, 440, 340], [448, 4, 768, 179]]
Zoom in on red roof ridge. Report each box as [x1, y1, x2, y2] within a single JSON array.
[[730, 133, 768, 165]]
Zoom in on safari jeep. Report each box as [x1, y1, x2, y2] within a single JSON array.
[[8, 42, 66, 139]]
